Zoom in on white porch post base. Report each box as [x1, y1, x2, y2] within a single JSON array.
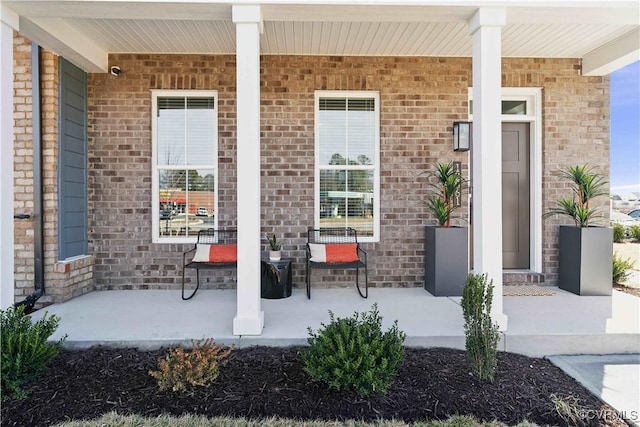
[[233, 311, 265, 336], [469, 8, 508, 331], [0, 6, 18, 309], [232, 4, 264, 336]]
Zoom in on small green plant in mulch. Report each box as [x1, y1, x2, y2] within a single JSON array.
[[613, 252, 636, 284], [549, 393, 586, 426], [1, 305, 66, 400], [461, 273, 500, 382], [302, 303, 406, 397], [149, 338, 234, 392], [630, 224, 640, 241], [612, 223, 626, 243]]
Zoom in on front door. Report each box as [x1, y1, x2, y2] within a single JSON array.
[[502, 123, 530, 269]]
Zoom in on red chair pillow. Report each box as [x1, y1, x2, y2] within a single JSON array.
[[309, 243, 359, 263], [192, 244, 237, 263]]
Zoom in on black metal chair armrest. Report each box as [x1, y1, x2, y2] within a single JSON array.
[[357, 245, 367, 264]]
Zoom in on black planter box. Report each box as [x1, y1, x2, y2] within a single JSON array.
[[559, 226, 613, 296], [424, 226, 469, 296], [261, 259, 293, 299]]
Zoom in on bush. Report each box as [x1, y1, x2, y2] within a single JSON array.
[[1, 305, 66, 400], [149, 338, 234, 392], [630, 224, 640, 241], [302, 303, 406, 396], [613, 252, 635, 284], [461, 273, 500, 382], [613, 223, 626, 243]]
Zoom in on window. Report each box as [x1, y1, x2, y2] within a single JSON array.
[[152, 90, 218, 242], [469, 100, 527, 115], [315, 91, 380, 242]]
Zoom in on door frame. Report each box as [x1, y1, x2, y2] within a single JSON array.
[[468, 87, 543, 273]]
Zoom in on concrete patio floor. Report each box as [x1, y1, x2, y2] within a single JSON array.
[[31, 286, 640, 357]]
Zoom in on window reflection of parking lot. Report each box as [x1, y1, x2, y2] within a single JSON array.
[[159, 214, 215, 236]]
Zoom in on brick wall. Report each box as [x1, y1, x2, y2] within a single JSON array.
[[87, 54, 608, 291], [13, 33, 34, 302], [13, 34, 94, 306]]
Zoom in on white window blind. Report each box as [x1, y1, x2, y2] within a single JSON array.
[[152, 91, 218, 243], [315, 92, 380, 241]]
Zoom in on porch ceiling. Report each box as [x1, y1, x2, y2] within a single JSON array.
[[3, 1, 639, 74]]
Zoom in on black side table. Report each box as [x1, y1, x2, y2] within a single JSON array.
[[261, 259, 293, 299]]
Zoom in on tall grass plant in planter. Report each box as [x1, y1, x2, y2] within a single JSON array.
[[421, 162, 469, 296], [545, 164, 613, 295]]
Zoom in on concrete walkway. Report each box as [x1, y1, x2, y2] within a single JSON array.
[[548, 354, 640, 427]]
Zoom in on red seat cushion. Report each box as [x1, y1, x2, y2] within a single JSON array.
[[309, 243, 359, 263], [193, 244, 237, 263]]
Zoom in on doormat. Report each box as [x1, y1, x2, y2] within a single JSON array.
[[503, 284, 556, 296]]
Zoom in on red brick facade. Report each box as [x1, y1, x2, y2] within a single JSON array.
[[13, 42, 610, 301]]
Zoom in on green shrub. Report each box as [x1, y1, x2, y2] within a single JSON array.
[[302, 303, 406, 396], [1, 305, 66, 400], [149, 338, 234, 392], [461, 273, 500, 382], [613, 252, 635, 284], [612, 223, 626, 243], [630, 224, 640, 241]]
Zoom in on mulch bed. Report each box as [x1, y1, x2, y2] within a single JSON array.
[[1, 346, 626, 427]]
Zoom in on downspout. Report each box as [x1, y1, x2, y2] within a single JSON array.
[[14, 43, 44, 310]]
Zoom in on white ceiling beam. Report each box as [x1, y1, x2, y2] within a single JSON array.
[[1, 3, 19, 29], [582, 28, 640, 76], [18, 17, 108, 72]]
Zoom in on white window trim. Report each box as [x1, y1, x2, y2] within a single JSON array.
[[314, 90, 381, 243], [468, 87, 543, 273], [151, 89, 219, 244]]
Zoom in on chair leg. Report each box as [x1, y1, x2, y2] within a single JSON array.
[[356, 266, 368, 298], [182, 268, 200, 300]]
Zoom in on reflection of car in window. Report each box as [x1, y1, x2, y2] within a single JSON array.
[[628, 209, 640, 220], [160, 210, 171, 220], [196, 207, 208, 216]]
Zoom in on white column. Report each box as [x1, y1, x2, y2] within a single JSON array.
[[468, 8, 508, 331], [232, 4, 264, 335], [0, 5, 18, 309]]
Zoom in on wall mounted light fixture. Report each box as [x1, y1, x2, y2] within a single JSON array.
[[453, 121, 472, 152]]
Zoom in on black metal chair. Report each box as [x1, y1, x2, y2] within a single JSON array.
[[305, 227, 368, 299], [182, 228, 237, 300]]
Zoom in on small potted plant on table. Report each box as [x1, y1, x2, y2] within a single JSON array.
[[266, 233, 282, 261], [544, 164, 612, 296], [421, 162, 469, 296]]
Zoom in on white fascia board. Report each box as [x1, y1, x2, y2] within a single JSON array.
[[582, 28, 640, 76], [19, 17, 108, 72], [1, 3, 19, 30]]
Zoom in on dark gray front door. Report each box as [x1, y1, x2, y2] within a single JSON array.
[[502, 123, 530, 269]]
